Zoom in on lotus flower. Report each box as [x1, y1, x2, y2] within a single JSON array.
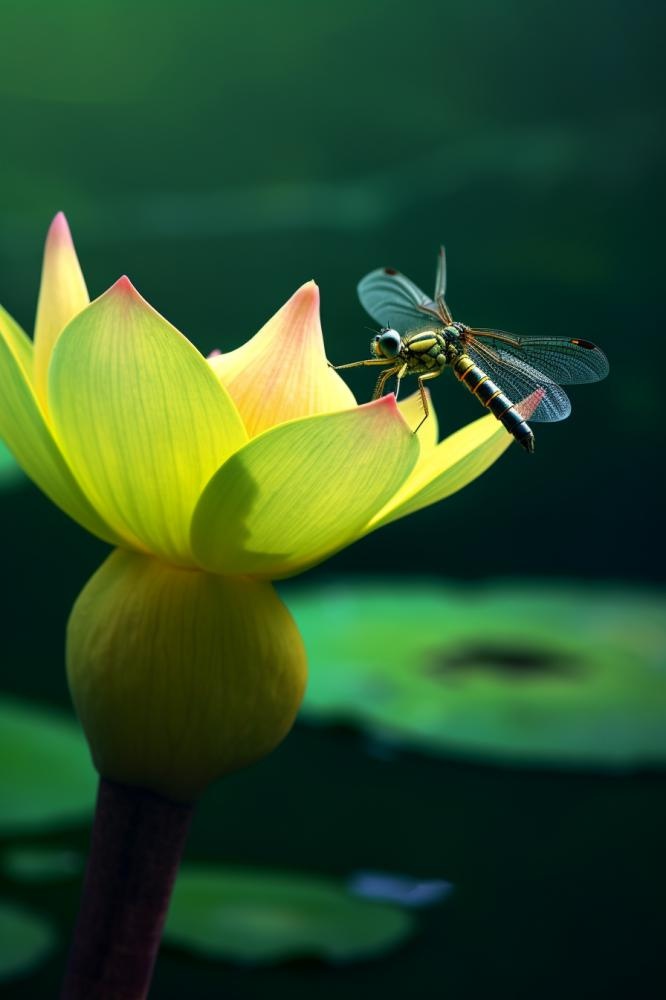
[[1, 213, 524, 998], [0, 213, 515, 799]]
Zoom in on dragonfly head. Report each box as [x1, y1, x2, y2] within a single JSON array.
[[371, 327, 402, 359]]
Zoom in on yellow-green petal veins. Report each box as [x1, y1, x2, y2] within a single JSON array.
[[0, 305, 33, 380], [0, 316, 121, 543], [209, 281, 356, 437], [34, 213, 89, 410], [191, 395, 420, 578], [369, 411, 513, 530], [48, 277, 248, 564], [67, 549, 307, 802]]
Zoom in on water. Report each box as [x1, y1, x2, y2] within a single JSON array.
[[0, 1, 663, 996]]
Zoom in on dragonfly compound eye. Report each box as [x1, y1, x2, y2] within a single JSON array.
[[375, 328, 401, 359]]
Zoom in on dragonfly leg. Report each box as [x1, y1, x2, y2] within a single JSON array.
[[372, 365, 400, 400], [328, 358, 393, 371], [414, 371, 442, 433], [394, 363, 408, 402]]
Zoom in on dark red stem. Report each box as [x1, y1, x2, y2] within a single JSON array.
[[61, 777, 194, 1000]]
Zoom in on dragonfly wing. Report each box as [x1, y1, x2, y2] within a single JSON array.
[[433, 247, 453, 322], [434, 245, 447, 299], [471, 330, 609, 385], [357, 268, 439, 333], [464, 338, 572, 422]]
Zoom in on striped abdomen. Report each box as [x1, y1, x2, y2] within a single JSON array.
[[453, 354, 535, 453]]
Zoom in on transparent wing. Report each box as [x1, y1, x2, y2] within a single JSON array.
[[463, 336, 572, 423], [433, 247, 454, 322], [434, 246, 447, 298], [470, 329, 609, 385], [357, 267, 440, 333]]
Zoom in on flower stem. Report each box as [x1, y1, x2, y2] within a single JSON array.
[[61, 777, 194, 1000]]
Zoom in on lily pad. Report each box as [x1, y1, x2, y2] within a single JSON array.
[[0, 697, 95, 833], [3, 846, 83, 882], [288, 580, 666, 770], [0, 901, 56, 981], [165, 866, 414, 964]]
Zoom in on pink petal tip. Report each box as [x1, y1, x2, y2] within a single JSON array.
[[47, 211, 74, 246], [294, 279, 319, 305], [99, 275, 145, 308], [358, 392, 403, 421], [112, 275, 138, 296], [284, 281, 321, 330]]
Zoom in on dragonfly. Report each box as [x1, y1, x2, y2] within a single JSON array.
[[331, 248, 609, 452]]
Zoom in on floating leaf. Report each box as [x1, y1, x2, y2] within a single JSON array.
[[288, 581, 666, 770], [0, 697, 95, 833], [165, 866, 414, 964], [3, 846, 83, 882], [0, 901, 56, 982]]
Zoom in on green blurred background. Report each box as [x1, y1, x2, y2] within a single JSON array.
[[0, 0, 664, 997]]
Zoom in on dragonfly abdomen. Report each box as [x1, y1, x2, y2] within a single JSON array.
[[453, 354, 535, 453]]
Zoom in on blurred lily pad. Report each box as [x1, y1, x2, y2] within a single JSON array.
[[0, 441, 22, 488], [288, 580, 666, 770], [0, 697, 95, 833], [165, 866, 415, 964], [3, 846, 83, 882], [0, 901, 56, 982]]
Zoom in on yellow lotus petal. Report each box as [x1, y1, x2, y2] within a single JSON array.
[[0, 305, 33, 380], [34, 213, 89, 410], [48, 277, 248, 564], [368, 411, 513, 530], [0, 318, 121, 543], [397, 388, 439, 457], [191, 395, 419, 577], [209, 281, 356, 437]]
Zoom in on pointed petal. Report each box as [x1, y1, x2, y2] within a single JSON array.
[[191, 396, 419, 577], [34, 213, 90, 409], [48, 278, 248, 564], [0, 317, 121, 543], [209, 282, 356, 437], [368, 412, 513, 530]]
